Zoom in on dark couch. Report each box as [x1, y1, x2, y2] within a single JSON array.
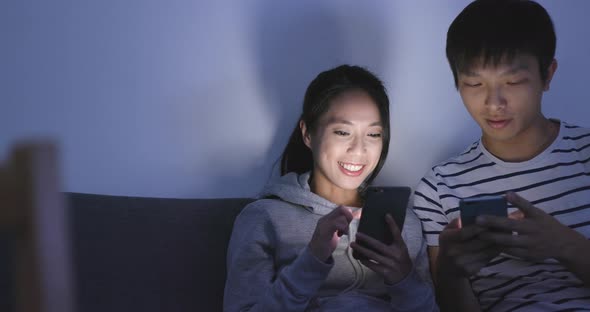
[[67, 192, 255, 312]]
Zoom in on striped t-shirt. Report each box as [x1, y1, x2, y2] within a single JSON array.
[[413, 120, 590, 311]]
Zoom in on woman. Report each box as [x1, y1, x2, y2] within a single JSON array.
[[223, 65, 438, 311]]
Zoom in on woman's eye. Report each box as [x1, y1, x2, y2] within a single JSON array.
[[368, 133, 382, 138], [334, 130, 349, 136]]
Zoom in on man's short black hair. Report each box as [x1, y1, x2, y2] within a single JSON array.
[[446, 0, 556, 88]]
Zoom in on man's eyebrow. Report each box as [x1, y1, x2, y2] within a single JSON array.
[[461, 63, 531, 78], [500, 63, 530, 76], [461, 69, 480, 77]]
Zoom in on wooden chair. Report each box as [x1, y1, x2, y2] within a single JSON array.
[[0, 142, 75, 312]]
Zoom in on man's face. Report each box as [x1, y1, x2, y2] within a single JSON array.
[[457, 54, 555, 145]]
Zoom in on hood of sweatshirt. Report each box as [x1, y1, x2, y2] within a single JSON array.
[[258, 172, 341, 216], [256, 171, 433, 299], [259, 171, 371, 294]]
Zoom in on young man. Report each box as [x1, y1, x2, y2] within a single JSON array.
[[413, 0, 590, 311]]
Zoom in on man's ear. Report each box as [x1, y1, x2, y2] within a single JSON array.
[[300, 120, 312, 149], [543, 59, 558, 91]]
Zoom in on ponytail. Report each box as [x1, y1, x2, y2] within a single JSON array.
[[280, 120, 313, 175]]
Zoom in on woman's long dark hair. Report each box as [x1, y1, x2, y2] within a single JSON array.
[[280, 65, 390, 189]]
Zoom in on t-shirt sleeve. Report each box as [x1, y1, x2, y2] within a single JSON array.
[[412, 170, 450, 246]]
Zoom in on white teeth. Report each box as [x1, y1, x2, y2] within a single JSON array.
[[339, 162, 363, 172]]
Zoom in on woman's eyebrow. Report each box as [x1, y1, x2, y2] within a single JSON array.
[[324, 118, 353, 126], [325, 118, 381, 127]]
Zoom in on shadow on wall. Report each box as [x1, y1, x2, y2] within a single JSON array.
[[204, 1, 391, 197]]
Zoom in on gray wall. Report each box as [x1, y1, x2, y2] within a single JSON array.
[[2, 0, 589, 198]]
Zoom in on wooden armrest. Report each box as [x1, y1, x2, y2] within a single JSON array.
[[0, 142, 74, 312]]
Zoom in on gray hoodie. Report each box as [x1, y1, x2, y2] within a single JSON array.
[[224, 172, 438, 312]]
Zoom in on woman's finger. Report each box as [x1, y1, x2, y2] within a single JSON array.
[[355, 232, 394, 256], [386, 214, 403, 243], [350, 241, 392, 264]]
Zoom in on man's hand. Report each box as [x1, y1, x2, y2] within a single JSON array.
[[437, 218, 500, 278], [350, 214, 412, 285], [476, 192, 587, 262]]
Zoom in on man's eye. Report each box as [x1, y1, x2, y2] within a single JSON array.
[[464, 82, 482, 88], [334, 130, 349, 136], [507, 79, 526, 86]]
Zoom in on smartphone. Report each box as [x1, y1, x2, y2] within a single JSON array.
[[352, 186, 411, 260], [459, 195, 507, 227]]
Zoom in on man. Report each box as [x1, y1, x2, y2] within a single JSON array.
[[413, 0, 590, 311]]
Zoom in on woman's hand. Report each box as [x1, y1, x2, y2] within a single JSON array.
[[350, 214, 412, 285], [308, 206, 354, 262]]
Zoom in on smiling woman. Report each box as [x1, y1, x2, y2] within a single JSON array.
[[223, 65, 438, 312], [300, 89, 384, 206], [281, 66, 390, 196]]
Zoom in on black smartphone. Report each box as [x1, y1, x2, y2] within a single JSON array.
[[352, 186, 411, 260], [459, 195, 507, 227]]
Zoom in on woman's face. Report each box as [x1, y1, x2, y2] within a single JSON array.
[[303, 90, 384, 195]]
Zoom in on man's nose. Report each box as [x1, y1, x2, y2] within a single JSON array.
[[484, 85, 507, 111]]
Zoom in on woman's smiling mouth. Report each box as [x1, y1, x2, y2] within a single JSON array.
[[338, 161, 365, 176]]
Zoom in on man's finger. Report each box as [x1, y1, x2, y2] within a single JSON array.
[[508, 210, 525, 220], [447, 218, 461, 230], [458, 224, 488, 241], [440, 222, 486, 243], [443, 247, 498, 277], [478, 231, 529, 247], [506, 192, 539, 217], [502, 247, 531, 260], [476, 215, 521, 232], [449, 237, 496, 254], [455, 246, 500, 267]]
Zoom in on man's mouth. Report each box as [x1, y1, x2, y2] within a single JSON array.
[[486, 119, 511, 129]]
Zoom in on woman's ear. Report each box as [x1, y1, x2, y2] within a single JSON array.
[[300, 120, 312, 149]]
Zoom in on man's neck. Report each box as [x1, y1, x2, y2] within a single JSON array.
[[482, 118, 559, 162]]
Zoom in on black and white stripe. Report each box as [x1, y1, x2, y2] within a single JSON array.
[[412, 121, 590, 311]]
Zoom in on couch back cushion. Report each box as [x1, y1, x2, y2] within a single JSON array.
[[67, 192, 254, 312]]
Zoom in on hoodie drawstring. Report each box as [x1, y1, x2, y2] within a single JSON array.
[[340, 217, 365, 294]]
